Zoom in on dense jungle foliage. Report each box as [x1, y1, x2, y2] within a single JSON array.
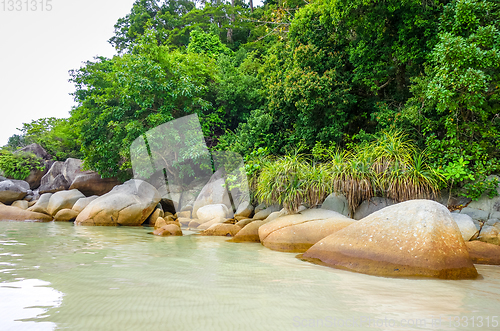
[[2, 0, 499, 204]]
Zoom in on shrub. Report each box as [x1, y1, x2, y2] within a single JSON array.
[[0, 150, 45, 180]]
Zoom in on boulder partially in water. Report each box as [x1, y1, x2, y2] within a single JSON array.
[[466, 241, 500, 265], [54, 209, 79, 222], [259, 209, 355, 252], [75, 179, 160, 226], [201, 223, 240, 236], [302, 200, 478, 279], [231, 220, 267, 242], [153, 223, 182, 236], [0, 204, 52, 222]]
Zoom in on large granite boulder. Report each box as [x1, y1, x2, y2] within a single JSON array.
[[353, 197, 396, 220], [23, 165, 49, 190], [27, 193, 52, 214], [0, 204, 52, 222], [0, 179, 29, 204], [47, 189, 86, 216], [16, 143, 51, 160], [259, 209, 355, 252], [39, 158, 120, 195], [196, 204, 229, 223], [69, 173, 121, 196], [192, 169, 233, 218], [75, 179, 161, 226], [39, 161, 69, 193], [13, 144, 52, 189], [302, 200, 478, 279], [465, 241, 500, 265]]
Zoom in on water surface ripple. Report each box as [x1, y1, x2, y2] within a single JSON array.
[[0, 221, 499, 331]]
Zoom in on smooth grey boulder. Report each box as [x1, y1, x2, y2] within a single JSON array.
[[75, 179, 161, 226], [451, 213, 479, 241], [71, 196, 98, 213], [15, 143, 51, 160], [192, 169, 233, 218], [353, 197, 396, 220], [27, 193, 52, 214], [460, 207, 489, 222], [197, 204, 229, 223], [321, 193, 350, 217], [235, 201, 254, 218], [0, 180, 28, 204], [69, 173, 120, 196], [253, 205, 280, 220], [47, 189, 86, 216], [39, 162, 68, 193], [39, 158, 121, 196]]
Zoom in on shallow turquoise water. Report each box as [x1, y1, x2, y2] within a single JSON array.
[[1, 221, 500, 331]]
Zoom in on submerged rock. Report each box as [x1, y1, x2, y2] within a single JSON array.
[[302, 200, 478, 279], [259, 209, 355, 252], [153, 223, 182, 236], [75, 179, 160, 226]]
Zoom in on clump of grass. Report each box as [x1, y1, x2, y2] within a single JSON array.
[[253, 130, 444, 214]]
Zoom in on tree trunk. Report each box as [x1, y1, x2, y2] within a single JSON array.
[[249, 0, 254, 12], [227, 0, 235, 43]]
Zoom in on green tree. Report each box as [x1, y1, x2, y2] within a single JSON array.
[[70, 30, 216, 180], [404, 0, 500, 198]]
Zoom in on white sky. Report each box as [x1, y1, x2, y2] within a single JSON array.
[[0, 0, 137, 146], [0, 0, 263, 147]]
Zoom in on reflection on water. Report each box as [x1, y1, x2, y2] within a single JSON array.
[[0, 278, 62, 330], [0, 221, 500, 330]]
